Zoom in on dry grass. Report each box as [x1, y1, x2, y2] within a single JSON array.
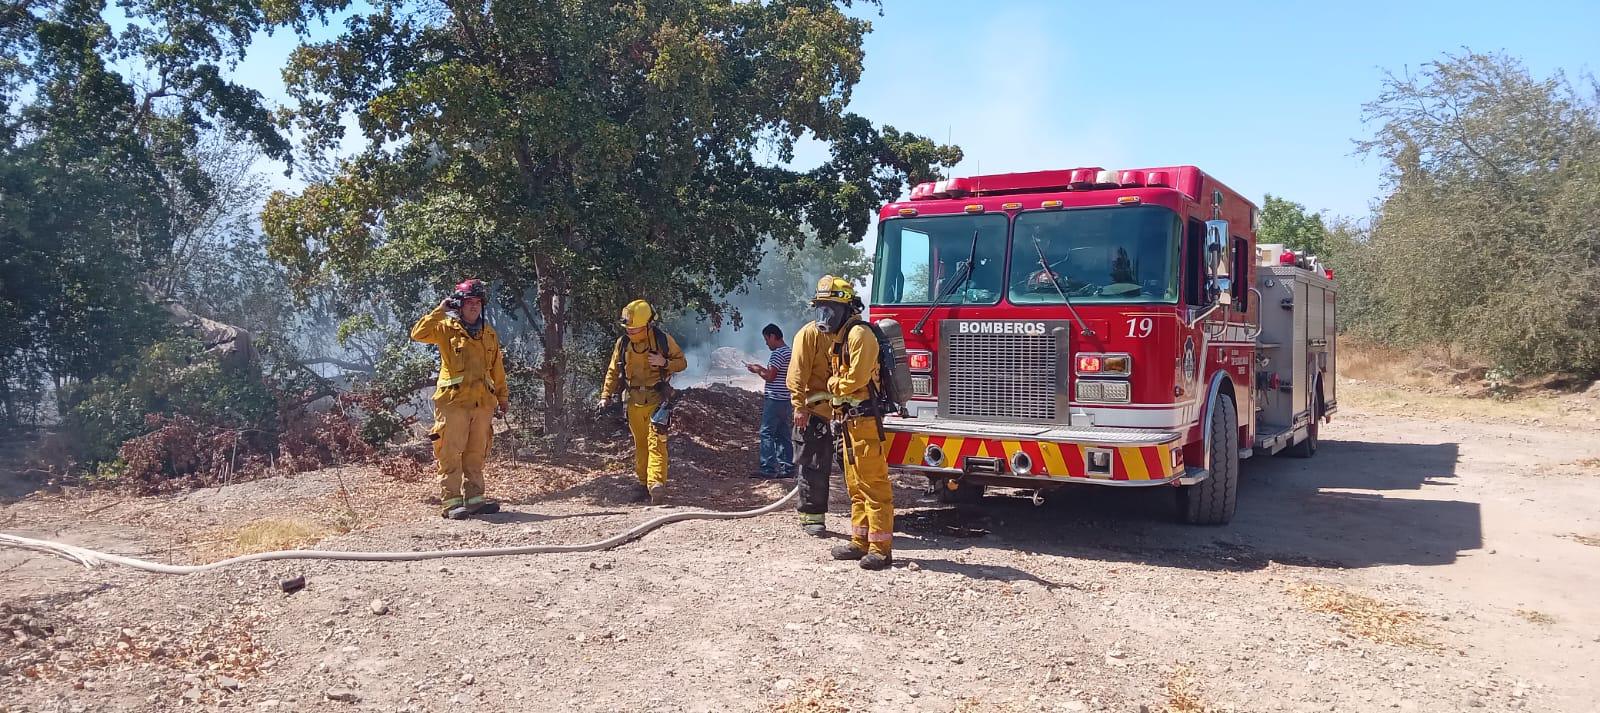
[[1290, 582, 1435, 649], [1573, 457, 1600, 470], [768, 678, 851, 713], [1516, 609, 1557, 625], [1562, 533, 1600, 547], [230, 518, 330, 555], [1163, 665, 1221, 713], [1339, 340, 1482, 389], [951, 699, 1027, 713], [1340, 380, 1574, 424]]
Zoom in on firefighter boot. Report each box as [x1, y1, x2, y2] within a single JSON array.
[[800, 513, 827, 537], [465, 496, 500, 515], [859, 552, 892, 571], [830, 543, 866, 560], [649, 483, 666, 505]]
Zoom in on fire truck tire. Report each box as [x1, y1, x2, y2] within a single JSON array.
[[1286, 384, 1322, 458], [935, 479, 986, 504], [1179, 393, 1238, 525]]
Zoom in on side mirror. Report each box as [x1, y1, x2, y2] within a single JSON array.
[[1204, 219, 1232, 306]]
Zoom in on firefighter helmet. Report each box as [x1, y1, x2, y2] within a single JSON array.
[[452, 278, 488, 304], [811, 276, 856, 306], [621, 299, 654, 330]]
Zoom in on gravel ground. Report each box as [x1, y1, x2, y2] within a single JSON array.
[[2, 383, 1598, 712]]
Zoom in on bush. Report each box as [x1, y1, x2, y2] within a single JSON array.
[[63, 338, 277, 466], [1349, 51, 1600, 379]]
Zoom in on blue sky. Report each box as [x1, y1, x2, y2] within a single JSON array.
[[232, 0, 1600, 220]]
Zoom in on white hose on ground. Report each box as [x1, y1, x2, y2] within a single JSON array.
[[0, 486, 799, 576]]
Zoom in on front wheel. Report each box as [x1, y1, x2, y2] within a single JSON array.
[[1179, 393, 1239, 525]]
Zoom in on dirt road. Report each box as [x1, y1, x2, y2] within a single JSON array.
[[3, 385, 1598, 712]]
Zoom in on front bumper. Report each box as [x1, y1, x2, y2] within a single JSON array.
[[882, 415, 1192, 486]]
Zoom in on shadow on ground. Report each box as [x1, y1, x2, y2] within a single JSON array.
[[894, 439, 1480, 572]]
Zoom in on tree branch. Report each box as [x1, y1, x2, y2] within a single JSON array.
[[300, 357, 375, 373]]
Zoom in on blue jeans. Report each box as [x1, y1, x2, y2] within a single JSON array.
[[759, 397, 795, 474]]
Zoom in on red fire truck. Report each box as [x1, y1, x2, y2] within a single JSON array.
[[869, 166, 1336, 524]]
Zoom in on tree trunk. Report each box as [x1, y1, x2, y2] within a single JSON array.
[[533, 254, 571, 448], [140, 284, 258, 374]]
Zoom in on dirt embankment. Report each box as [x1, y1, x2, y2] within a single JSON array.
[[3, 383, 1600, 712]]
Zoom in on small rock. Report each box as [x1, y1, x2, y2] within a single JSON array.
[[180, 688, 202, 702], [460, 673, 475, 685], [773, 678, 795, 692], [808, 590, 821, 599], [370, 599, 390, 616], [324, 689, 360, 703], [217, 676, 242, 691], [257, 701, 281, 710], [947, 654, 964, 664], [907, 561, 922, 571]]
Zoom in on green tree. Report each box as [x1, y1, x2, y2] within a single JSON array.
[[262, 0, 961, 444], [0, 0, 339, 427], [1355, 50, 1600, 377], [1257, 194, 1331, 257]]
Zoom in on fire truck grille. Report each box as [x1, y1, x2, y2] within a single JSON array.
[[944, 332, 1059, 421]]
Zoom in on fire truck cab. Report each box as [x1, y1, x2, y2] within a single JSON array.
[[870, 166, 1336, 524]]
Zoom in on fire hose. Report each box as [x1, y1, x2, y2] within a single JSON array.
[[0, 486, 798, 576]]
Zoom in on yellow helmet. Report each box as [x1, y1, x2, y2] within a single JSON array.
[[811, 275, 856, 305], [620, 299, 654, 329]]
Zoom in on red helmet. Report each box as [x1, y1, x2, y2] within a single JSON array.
[[453, 279, 488, 304]]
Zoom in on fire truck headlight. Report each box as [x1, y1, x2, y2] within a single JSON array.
[[1101, 381, 1131, 402], [1075, 380, 1103, 402], [907, 350, 933, 372], [911, 375, 932, 397], [1075, 379, 1131, 404]]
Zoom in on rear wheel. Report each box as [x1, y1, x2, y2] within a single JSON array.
[[935, 478, 986, 504], [1286, 383, 1322, 458], [1179, 393, 1239, 525]]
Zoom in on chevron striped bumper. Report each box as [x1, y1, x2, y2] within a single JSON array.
[[882, 416, 1187, 485]]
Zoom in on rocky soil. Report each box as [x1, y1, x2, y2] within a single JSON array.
[[2, 382, 1598, 712]]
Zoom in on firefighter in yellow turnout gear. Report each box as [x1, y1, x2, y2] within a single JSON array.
[[812, 276, 895, 571], [410, 279, 510, 520], [599, 300, 688, 504], [787, 320, 835, 537]]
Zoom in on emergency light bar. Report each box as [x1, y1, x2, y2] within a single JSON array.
[[906, 166, 1189, 201]]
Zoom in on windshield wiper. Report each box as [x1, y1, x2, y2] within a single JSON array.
[[1030, 237, 1095, 338], [912, 229, 979, 336]]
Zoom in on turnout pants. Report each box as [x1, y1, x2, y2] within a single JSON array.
[[840, 415, 893, 555], [793, 414, 834, 525], [626, 400, 669, 488], [432, 404, 495, 511]]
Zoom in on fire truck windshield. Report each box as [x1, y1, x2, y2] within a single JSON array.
[[1008, 206, 1181, 305], [873, 214, 1007, 305]]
